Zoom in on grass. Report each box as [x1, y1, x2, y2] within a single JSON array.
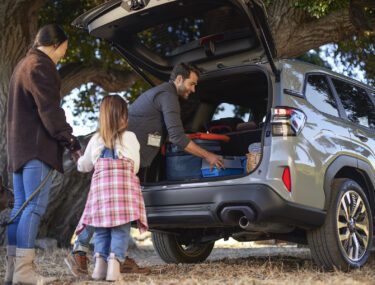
[[1, 237, 375, 285]]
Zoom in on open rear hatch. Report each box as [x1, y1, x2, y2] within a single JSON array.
[[73, 0, 279, 81], [73, 0, 274, 183]]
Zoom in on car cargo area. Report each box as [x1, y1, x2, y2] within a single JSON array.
[[141, 66, 270, 184]]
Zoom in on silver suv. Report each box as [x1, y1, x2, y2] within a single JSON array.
[[74, 0, 375, 270]]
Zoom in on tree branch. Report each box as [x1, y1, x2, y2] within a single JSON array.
[[59, 63, 138, 97], [267, 0, 374, 58]]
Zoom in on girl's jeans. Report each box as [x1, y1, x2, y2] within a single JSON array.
[[7, 159, 52, 248], [94, 223, 131, 262]]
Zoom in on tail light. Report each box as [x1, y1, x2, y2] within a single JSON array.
[[271, 107, 306, 136], [282, 167, 291, 192]]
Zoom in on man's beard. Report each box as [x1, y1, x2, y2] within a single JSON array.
[[177, 84, 189, 99]]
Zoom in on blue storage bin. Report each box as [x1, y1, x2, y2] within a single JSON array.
[[166, 153, 202, 180], [201, 156, 246, 178], [201, 167, 244, 177], [166, 139, 222, 181]]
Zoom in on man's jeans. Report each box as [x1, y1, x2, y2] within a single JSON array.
[[7, 159, 52, 248], [73, 226, 94, 253], [95, 223, 131, 262]]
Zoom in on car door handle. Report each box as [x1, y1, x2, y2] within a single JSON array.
[[353, 130, 369, 142]]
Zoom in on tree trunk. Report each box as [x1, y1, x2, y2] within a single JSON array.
[[266, 0, 370, 58], [60, 62, 138, 97]]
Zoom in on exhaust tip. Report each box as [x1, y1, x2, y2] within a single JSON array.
[[220, 206, 255, 226], [239, 216, 249, 228]]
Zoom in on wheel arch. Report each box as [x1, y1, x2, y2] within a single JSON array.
[[324, 155, 375, 214]]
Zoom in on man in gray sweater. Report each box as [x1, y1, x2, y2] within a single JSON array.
[[128, 62, 224, 170], [65, 63, 224, 276]]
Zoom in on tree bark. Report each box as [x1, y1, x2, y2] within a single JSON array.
[[59, 62, 138, 97], [267, 0, 374, 58]]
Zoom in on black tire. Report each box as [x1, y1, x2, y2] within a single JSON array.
[[307, 178, 373, 271], [151, 232, 215, 263]]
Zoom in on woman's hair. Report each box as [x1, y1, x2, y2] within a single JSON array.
[[99, 95, 128, 149], [33, 24, 68, 48]]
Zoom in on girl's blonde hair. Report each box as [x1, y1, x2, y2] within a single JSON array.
[[99, 95, 128, 149]]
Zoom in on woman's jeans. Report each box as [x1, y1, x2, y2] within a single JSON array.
[[94, 223, 131, 262], [7, 159, 52, 248]]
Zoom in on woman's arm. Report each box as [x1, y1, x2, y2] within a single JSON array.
[[29, 61, 80, 151]]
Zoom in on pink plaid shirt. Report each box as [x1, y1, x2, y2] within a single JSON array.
[[76, 157, 148, 234]]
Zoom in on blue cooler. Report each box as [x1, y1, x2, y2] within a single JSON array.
[[166, 139, 222, 180], [201, 156, 246, 177]]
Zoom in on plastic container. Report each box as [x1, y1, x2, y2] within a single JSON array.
[[201, 156, 245, 177], [166, 139, 223, 180], [166, 152, 202, 180]]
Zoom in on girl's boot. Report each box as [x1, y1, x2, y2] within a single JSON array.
[[106, 253, 121, 281], [92, 253, 107, 280]]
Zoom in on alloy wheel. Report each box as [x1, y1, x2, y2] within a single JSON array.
[[337, 190, 370, 262]]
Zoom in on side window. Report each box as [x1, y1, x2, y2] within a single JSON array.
[[332, 79, 375, 129], [212, 103, 251, 121], [305, 75, 339, 117]]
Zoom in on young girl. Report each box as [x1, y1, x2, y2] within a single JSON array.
[[75, 95, 148, 281]]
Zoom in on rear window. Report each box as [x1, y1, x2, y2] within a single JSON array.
[[332, 79, 375, 129], [305, 75, 339, 117], [136, 5, 250, 57], [213, 103, 251, 121]]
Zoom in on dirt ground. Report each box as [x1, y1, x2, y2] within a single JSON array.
[[1, 235, 375, 285]]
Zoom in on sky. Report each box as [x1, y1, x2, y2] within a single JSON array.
[[62, 44, 368, 136]]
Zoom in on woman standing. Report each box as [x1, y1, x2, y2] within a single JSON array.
[[5, 24, 81, 285]]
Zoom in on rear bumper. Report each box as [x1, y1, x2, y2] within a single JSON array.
[[142, 183, 326, 229]]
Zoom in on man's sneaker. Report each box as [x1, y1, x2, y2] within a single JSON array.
[[120, 257, 151, 274], [64, 251, 89, 277]]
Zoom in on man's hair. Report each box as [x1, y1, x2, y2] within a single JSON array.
[[170, 63, 200, 81]]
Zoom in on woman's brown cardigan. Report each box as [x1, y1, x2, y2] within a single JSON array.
[[7, 48, 80, 173]]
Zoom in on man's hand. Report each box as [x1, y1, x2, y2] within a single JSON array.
[[71, 150, 82, 163], [184, 141, 224, 171], [205, 152, 224, 171]]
